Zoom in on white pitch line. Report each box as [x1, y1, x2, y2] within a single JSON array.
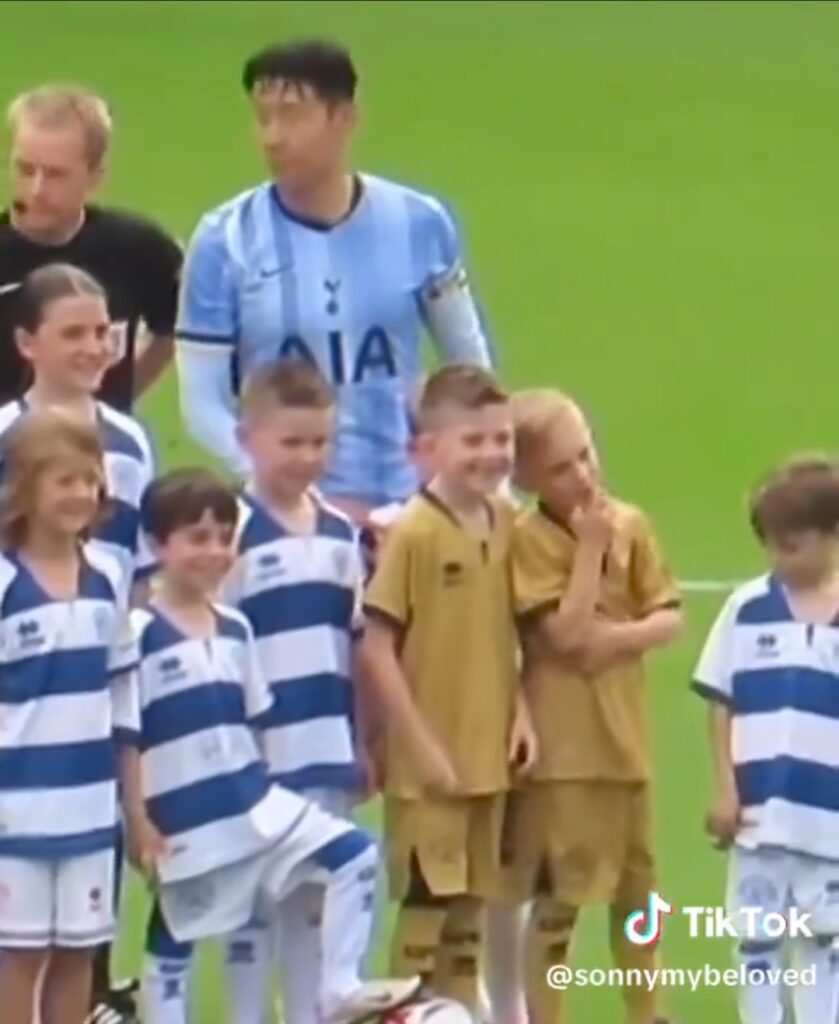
[[678, 579, 742, 593]]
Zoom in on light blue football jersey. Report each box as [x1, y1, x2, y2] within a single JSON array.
[[176, 174, 494, 506]]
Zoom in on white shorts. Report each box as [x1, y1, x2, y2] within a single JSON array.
[[304, 788, 353, 819], [0, 849, 114, 949], [728, 846, 839, 938], [160, 799, 358, 944]]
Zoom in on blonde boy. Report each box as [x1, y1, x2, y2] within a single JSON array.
[[509, 389, 681, 1024]]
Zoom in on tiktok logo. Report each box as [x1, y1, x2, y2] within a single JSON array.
[[624, 891, 674, 946]]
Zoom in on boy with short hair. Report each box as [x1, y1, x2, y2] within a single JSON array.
[[359, 382, 529, 1024], [225, 360, 368, 1024], [141, 361, 372, 1024], [694, 457, 839, 1024], [361, 365, 536, 1014], [509, 388, 681, 1024], [118, 466, 419, 1024]]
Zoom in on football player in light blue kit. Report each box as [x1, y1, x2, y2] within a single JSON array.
[[175, 38, 494, 522]]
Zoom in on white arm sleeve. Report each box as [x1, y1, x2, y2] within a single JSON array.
[[176, 341, 250, 477], [421, 266, 495, 368], [416, 199, 495, 367]]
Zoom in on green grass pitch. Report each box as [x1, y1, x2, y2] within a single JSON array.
[[3, 1, 839, 1019]]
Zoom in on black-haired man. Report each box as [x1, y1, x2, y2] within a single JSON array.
[[177, 39, 495, 522]]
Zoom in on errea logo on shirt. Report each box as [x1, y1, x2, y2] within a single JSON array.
[[756, 633, 779, 659], [159, 656, 187, 684], [258, 551, 283, 571], [17, 620, 43, 651], [442, 561, 465, 587]]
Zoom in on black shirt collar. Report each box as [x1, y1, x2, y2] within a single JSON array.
[[419, 486, 496, 530], [537, 500, 575, 537]]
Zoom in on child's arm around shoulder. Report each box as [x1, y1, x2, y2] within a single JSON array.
[[360, 517, 459, 795]]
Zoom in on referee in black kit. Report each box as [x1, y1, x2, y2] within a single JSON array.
[[0, 85, 181, 410], [0, 86, 181, 1024]]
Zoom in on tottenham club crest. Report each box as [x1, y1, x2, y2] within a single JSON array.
[[324, 278, 341, 315]]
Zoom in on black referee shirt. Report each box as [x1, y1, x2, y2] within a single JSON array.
[[0, 205, 182, 410]]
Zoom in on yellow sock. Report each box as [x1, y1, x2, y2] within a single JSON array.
[[609, 900, 660, 1024], [432, 897, 484, 1011], [525, 899, 577, 1024], [391, 904, 448, 985]]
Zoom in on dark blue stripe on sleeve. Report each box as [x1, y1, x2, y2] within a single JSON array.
[[114, 727, 141, 747], [691, 680, 732, 706]]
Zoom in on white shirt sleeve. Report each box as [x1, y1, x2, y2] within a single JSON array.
[[112, 667, 141, 745], [112, 608, 143, 744], [107, 588, 139, 677], [693, 594, 738, 705], [134, 424, 159, 581], [240, 618, 273, 726]]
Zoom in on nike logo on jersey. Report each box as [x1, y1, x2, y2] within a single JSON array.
[[259, 264, 292, 279], [0, 282, 21, 296], [245, 265, 293, 294]]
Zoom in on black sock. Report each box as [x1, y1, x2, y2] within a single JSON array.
[[90, 943, 111, 1002]]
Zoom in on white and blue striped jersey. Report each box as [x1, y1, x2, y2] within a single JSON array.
[[222, 492, 361, 793], [0, 399, 156, 586], [113, 604, 310, 883], [694, 573, 839, 860], [176, 173, 494, 506], [0, 548, 135, 858]]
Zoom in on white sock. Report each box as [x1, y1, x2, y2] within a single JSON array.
[[276, 884, 325, 1024], [735, 939, 785, 1024], [142, 955, 191, 1024], [224, 925, 272, 1024], [318, 840, 379, 1014], [482, 902, 530, 1024], [792, 935, 839, 1024]]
